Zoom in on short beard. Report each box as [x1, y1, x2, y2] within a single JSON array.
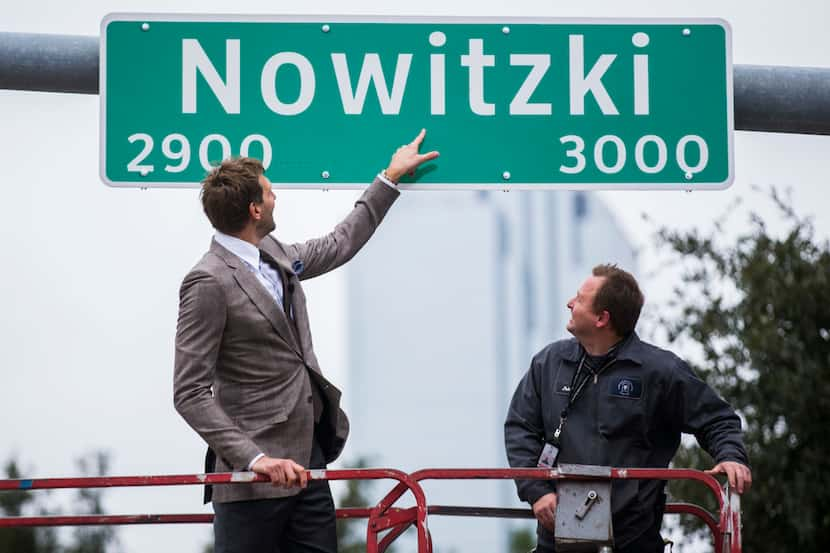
[[256, 218, 276, 238]]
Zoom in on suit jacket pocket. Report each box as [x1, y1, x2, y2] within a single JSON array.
[[219, 378, 302, 432], [234, 410, 289, 433]]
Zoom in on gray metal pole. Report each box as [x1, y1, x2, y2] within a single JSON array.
[[734, 64, 830, 135], [0, 32, 98, 94], [1, 32, 829, 135]]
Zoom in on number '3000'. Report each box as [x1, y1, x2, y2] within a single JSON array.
[[559, 134, 709, 177]]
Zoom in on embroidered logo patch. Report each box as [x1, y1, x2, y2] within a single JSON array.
[[609, 376, 642, 399], [554, 364, 576, 396]]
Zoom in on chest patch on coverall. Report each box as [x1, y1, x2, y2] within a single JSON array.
[[608, 376, 642, 399]]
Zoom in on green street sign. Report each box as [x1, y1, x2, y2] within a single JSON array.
[[100, 15, 733, 189]]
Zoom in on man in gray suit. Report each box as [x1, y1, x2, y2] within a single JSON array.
[[174, 129, 439, 553]]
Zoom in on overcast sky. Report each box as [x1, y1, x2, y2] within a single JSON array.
[[1, 1, 829, 552]]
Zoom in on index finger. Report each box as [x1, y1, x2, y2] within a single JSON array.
[[725, 465, 737, 491], [410, 128, 427, 148], [544, 511, 556, 531], [283, 464, 298, 488], [737, 465, 753, 494], [296, 464, 308, 489], [271, 465, 287, 487], [704, 463, 723, 475]]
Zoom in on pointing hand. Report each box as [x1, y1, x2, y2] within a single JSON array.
[[384, 128, 440, 182]]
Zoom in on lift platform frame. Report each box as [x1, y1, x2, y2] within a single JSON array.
[[0, 466, 741, 553]]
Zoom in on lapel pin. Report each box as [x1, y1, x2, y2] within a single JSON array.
[[292, 259, 305, 276]]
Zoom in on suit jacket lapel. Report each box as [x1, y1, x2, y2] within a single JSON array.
[[210, 239, 303, 356], [258, 239, 296, 280], [271, 261, 301, 345], [259, 238, 317, 371]]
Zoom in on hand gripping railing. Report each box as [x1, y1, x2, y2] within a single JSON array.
[[0, 466, 740, 553]]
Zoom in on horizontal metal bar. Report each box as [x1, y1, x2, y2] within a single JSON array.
[[0, 508, 380, 528], [0, 514, 213, 527], [0, 472, 259, 491], [334, 507, 375, 519], [408, 468, 559, 481], [369, 507, 419, 531], [0, 502, 716, 528], [735, 64, 830, 135], [0, 32, 98, 94], [428, 505, 535, 519], [0, 468, 409, 491]]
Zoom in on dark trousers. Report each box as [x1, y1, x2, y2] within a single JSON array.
[[213, 437, 336, 553], [535, 523, 664, 553]]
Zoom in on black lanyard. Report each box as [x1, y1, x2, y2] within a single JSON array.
[[552, 353, 616, 442]]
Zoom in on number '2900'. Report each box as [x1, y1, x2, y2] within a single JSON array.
[[126, 133, 273, 175]]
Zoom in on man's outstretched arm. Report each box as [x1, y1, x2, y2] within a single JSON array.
[[283, 129, 440, 279]]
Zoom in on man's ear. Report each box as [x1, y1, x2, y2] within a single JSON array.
[[595, 310, 612, 330], [249, 202, 261, 220]]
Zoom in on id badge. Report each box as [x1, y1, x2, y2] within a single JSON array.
[[537, 441, 560, 468]]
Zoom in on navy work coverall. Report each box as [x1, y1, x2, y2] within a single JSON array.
[[504, 333, 749, 551]]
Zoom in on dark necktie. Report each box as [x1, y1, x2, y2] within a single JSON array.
[[259, 250, 323, 423]]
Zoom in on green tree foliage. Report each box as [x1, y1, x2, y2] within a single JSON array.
[[652, 190, 830, 552], [508, 525, 535, 553], [0, 459, 58, 553], [0, 452, 119, 553], [63, 453, 118, 553]]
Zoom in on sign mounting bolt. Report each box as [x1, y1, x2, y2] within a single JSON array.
[[684, 171, 693, 180], [502, 171, 511, 180], [321, 170, 330, 179], [682, 28, 691, 36], [141, 23, 150, 32], [322, 24, 331, 33], [502, 26, 510, 35]]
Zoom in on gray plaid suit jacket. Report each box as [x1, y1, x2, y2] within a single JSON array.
[[174, 178, 399, 503]]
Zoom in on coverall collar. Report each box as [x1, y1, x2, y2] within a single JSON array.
[[565, 332, 645, 365]]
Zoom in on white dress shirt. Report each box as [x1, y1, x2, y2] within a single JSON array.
[[214, 232, 286, 308]]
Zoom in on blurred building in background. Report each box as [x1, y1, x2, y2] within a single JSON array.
[[343, 190, 637, 552]]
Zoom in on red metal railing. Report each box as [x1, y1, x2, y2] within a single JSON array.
[[0, 466, 740, 553], [0, 469, 428, 553]]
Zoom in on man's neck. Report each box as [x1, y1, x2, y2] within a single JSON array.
[[580, 333, 623, 357], [231, 226, 261, 246]]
